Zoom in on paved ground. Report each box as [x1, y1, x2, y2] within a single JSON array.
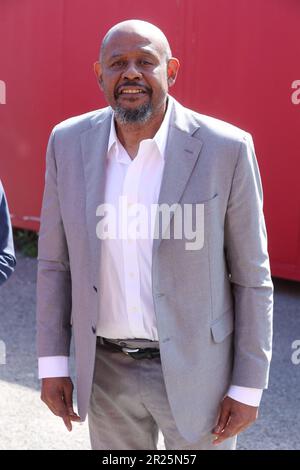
[[0, 252, 299, 450]]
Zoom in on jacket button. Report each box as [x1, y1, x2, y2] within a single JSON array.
[[93, 286, 98, 292], [91, 326, 96, 334]]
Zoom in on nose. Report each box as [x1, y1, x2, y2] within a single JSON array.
[[122, 61, 142, 81]]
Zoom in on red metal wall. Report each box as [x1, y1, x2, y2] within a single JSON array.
[[1, 0, 300, 280]]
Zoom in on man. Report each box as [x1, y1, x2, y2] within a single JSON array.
[[0, 180, 16, 285], [37, 20, 273, 450]]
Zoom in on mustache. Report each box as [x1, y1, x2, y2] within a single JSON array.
[[115, 82, 152, 96]]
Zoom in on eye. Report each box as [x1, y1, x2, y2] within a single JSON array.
[[139, 59, 152, 66], [111, 60, 125, 68]]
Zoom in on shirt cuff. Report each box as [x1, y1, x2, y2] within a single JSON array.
[[38, 356, 69, 379], [227, 385, 263, 407]]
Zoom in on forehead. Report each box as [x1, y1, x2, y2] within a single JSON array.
[[102, 30, 165, 60]]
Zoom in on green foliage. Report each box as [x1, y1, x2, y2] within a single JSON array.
[[13, 228, 38, 258]]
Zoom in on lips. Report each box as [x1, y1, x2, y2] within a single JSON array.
[[116, 84, 150, 96], [120, 89, 145, 94]]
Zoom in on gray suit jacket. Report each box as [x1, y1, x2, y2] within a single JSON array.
[[0, 180, 16, 285], [37, 96, 273, 442]]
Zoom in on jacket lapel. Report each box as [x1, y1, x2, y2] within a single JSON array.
[[80, 108, 112, 285], [152, 99, 203, 258], [79, 99, 204, 281]]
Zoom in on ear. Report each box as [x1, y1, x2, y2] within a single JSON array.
[[94, 61, 104, 90], [167, 58, 180, 88]]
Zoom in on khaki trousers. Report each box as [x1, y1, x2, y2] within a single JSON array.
[[88, 340, 237, 450]]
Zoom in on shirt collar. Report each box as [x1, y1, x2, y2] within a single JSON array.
[[107, 95, 173, 161]]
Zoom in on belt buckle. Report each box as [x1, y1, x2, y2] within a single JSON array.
[[121, 347, 140, 355]]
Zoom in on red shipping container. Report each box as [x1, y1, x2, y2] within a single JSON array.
[[0, 0, 300, 280]]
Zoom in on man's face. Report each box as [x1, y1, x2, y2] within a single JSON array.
[[95, 30, 178, 123]]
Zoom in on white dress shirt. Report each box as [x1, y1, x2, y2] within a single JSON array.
[[39, 97, 263, 407]]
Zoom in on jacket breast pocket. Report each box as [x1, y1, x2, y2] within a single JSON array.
[[211, 307, 234, 343], [198, 193, 219, 211], [180, 193, 218, 209]]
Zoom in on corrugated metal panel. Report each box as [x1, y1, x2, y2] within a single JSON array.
[[1, 0, 299, 279]]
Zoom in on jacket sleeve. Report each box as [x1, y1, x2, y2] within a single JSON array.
[[224, 133, 273, 389], [36, 128, 72, 357], [0, 180, 16, 286]]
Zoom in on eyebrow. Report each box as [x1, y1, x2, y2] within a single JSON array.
[[108, 49, 159, 61]]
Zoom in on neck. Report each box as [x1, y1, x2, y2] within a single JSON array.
[[114, 100, 167, 159]]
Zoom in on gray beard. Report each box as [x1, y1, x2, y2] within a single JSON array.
[[114, 102, 152, 124]]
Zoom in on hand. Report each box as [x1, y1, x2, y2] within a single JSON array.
[[212, 396, 258, 445], [41, 377, 81, 431]]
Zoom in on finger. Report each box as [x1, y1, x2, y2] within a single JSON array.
[[61, 383, 81, 421], [213, 418, 242, 445], [62, 414, 72, 432], [65, 402, 80, 420], [43, 392, 78, 430], [62, 381, 73, 409], [69, 413, 81, 422], [46, 401, 72, 432], [213, 401, 230, 434], [55, 399, 73, 431], [59, 386, 74, 431], [70, 416, 81, 424], [45, 393, 72, 426], [46, 402, 62, 417], [214, 420, 252, 444], [42, 393, 67, 417]]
